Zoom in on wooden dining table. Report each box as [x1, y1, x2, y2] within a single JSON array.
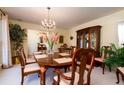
[[34, 52, 72, 85]]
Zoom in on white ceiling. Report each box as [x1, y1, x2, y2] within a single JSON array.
[[1, 7, 124, 29]]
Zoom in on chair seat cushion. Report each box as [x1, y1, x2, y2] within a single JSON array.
[[94, 58, 104, 62], [117, 67, 124, 74], [24, 63, 40, 73], [54, 71, 88, 85], [26, 58, 36, 63]]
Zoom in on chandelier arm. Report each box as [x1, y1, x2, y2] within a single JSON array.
[[41, 7, 56, 30], [48, 7, 50, 23]]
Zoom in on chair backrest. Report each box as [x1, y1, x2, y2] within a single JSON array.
[[21, 48, 27, 62], [70, 48, 95, 85], [101, 46, 111, 59], [58, 48, 70, 54], [70, 47, 77, 57], [17, 47, 26, 67]]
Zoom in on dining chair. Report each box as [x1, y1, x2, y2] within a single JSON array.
[[116, 67, 124, 84], [95, 46, 111, 74], [17, 47, 40, 85], [53, 48, 95, 85], [59, 46, 76, 57], [21, 47, 36, 64], [59, 47, 77, 72], [58, 44, 72, 55]]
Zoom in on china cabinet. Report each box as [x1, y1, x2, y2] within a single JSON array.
[[77, 25, 101, 53]]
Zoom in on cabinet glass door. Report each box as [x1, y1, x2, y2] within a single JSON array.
[[90, 32, 96, 49], [79, 35, 83, 48], [83, 32, 89, 48]]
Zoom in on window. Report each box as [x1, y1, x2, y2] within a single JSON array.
[[118, 21, 124, 47]]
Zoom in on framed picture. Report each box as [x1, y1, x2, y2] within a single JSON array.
[[59, 35, 64, 43]]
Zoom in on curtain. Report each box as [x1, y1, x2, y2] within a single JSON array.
[[118, 21, 124, 47], [1, 14, 12, 68], [0, 19, 2, 65]]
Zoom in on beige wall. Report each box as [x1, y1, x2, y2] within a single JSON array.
[[27, 29, 40, 55], [68, 9, 124, 48], [9, 9, 124, 56], [9, 19, 69, 56], [0, 21, 2, 64]]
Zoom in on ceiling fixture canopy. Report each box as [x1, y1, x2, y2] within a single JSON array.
[[41, 7, 56, 31]]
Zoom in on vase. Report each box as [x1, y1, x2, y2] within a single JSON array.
[[48, 47, 54, 54]]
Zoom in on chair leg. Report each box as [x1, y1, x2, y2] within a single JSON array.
[[109, 66, 111, 72], [64, 67, 68, 72], [38, 72, 40, 77], [116, 69, 120, 84], [87, 76, 91, 85], [64, 66, 70, 72], [121, 74, 124, 81], [21, 75, 24, 85], [102, 63, 105, 74], [67, 67, 70, 71], [52, 79, 57, 85]]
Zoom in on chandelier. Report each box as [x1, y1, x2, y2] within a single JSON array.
[[41, 7, 56, 30]]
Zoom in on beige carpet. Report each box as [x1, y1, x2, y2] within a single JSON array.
[[0, 64, 124, 85]]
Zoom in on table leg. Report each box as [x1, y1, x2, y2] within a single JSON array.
[[40, 67, 47, 85]]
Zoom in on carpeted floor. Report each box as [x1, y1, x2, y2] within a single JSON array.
[[0, 64, 124, 85]]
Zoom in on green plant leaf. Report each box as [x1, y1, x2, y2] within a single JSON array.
[[9, 24, 27, 50], [104, 43, 124, 68]]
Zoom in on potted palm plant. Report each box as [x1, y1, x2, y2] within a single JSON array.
[[9, 24, 27, 64], [104, 43, 124, 68]]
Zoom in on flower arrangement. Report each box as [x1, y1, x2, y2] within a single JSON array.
[[41, 32, 59, 53]]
